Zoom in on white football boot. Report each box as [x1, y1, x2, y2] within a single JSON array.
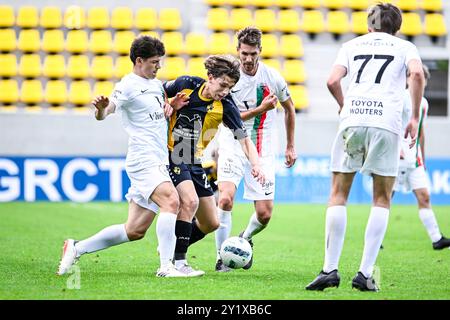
[[156, 263, 188, 278], [176, 263, 205, 277], [56, 239, 79, 275]]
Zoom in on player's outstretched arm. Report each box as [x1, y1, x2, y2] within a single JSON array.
[[92, 95, 116, 121], [280, 98, 297, 168], [405, 59, 425, 147], [326, 65, 347, 113], [239, 137, 265, 184]]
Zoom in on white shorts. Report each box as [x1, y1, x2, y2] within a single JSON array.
[[394, 165, 430, 192], [217, 151, 275, 200], [125, 164, 171, 213], [330, 127, 400, 177]]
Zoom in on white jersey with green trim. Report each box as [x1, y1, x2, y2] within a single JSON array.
[[399, 89, 428, 169], [218, 62, 290, 157]]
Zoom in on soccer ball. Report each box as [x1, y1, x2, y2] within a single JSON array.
[[219, 236, 252, 269]]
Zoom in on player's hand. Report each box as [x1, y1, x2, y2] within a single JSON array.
[[92, 95, 109, 111], [259, 94, 278, 113], [164, 103, 173, 118], [285, 146, 297, 168], [404, 118, 419, 148], [251, 164, 265, 185], [170, 92, 190, 110]]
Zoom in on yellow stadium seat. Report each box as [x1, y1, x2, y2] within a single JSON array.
[[250, 0, 274, 7], [17, 6, 39, 28], [89, 30, 112, 54], [260, 33, 279, 58], [135, 8, 157, 30], [207, 8, 229, 31], [278, 9, 301, 33], [43, 54, 65, 78], [424, 13, 447, 37], [323, 0, 348, 9], [280, 34, 303, 58], [263, 58, 282, 72], [111, 7, 133, 30], [348, 0, 373, 10], [93, 81, 114, 97], [396, 0, 419, 11], [185, 33, 207, 56], [422, 0, 443, 12], [209, 32, 232, 54], [0, 5, 14, 28], [18, 29, 40, 52], [255, 9, 277, 33], [115, 56, 133, 78], [187, 57, 206, 78], [19, 54, 41, 78], [298, 0, 321, 9], [67, 55, 90, 79], [229, 0, 251, 7], [327, 10, 350, 35], [159, 8, 182, 31], [21, 80, 43, 104], [0, 29, 16, 51], [0, 54, 17, 77], [40, 6, 62, 28], [278, 0, 297, 8], [230, 8, 253, 31], [139, 31, 160, 39], [401, 12, 422, 36], [87, 7, 110, 29], [114, 31, 136, 55], [69, 81, 92, 105], [289, 85, 309, 110], [161, 32, 184, 55], [351, 11, 368, 34], [45, 80, 67, 104], [282, 60, 306, 83], [66, 30, 88, 53], [64, 6, 86, 29], [159, 57, 186, 80], [301, 10, 325, 34], [42, 29, 64, 53], [91, 55, 114, 79], [0, 80, 19, 104], [204, 0, 227, 6]]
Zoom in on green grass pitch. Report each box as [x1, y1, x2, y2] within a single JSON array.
[[0, 202, 449, 300]]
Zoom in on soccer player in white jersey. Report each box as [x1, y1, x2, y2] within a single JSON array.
[[305, 3, 425, 291], [57, 36, 188, 278], [394, 65, 450, 250], [214, 27, 297, 271]]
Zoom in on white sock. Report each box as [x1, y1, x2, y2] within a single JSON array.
[[323, 206, 347, 273], [175, 259, 187, 269], [215, 208, 232, 260], [419, 208, 442, 243], [75, 224, 129, 257], [242, 212, 266, 239], [156, 212, 177, 268], [359, 207, 390, 278]]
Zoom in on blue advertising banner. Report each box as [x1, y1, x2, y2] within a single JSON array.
[[1, 156, 449, 204]]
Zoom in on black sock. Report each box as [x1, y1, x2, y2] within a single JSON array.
[[174, 220, 192, 261], [189, 220, 206, 247]]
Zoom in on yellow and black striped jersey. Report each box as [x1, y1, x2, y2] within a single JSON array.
[[164, 76, 247, 164]]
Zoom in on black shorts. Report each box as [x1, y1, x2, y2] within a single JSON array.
[[168, 158, 214, 198]]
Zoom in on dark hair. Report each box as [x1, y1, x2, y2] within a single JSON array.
[[367, 3, 402, 35], [129, 35, 165, 65], [236, 26, 262, 49], [204, 54, 241, 84]]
